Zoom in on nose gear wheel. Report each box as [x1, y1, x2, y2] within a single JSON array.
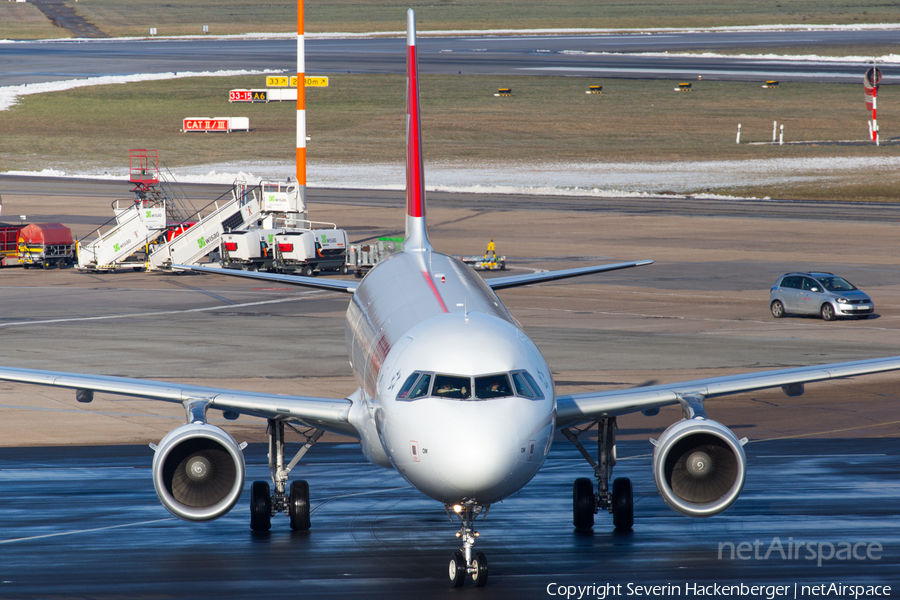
[[445, 504, 490, 587]]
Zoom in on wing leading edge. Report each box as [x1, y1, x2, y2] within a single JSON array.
[[487, 260, 653, 290], [0, 365, 357, 437], [556, 355, 900, 428]]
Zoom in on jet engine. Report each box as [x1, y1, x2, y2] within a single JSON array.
[[151, 423, 246, 521], [652, 418, 746, 518]]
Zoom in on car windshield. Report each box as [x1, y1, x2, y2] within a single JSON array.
[[817, 276, 856, 292]]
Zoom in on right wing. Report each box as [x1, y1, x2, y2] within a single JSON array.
[[486, 260, 653, 290], [0, 365, 358, 438], [556, 355, 900, 428]]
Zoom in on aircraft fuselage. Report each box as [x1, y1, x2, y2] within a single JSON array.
[[345, 248, 556, 504]]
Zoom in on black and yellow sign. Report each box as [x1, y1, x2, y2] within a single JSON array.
[[252, 90, 268, 102], [264, 76, 328, 87]]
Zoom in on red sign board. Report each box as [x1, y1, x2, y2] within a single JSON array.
[[183, 119, 229, 132], [229, 89, 268, 103], [230, 90, 253, 102]]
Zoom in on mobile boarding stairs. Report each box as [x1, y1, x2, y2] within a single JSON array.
[[77, 181, 303, 272]]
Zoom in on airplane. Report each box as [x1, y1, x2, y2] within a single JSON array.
[[3, 9, 900, 589]]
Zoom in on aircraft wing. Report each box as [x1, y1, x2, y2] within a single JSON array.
[[0, 365, 358, 437], [486, 260, 654, 290], [555, 355, 900, 428], [174, 264, 358, 293]]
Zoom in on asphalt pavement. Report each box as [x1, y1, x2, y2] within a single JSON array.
[[1, 30, 896, 87], [0, 440, 896, 598]]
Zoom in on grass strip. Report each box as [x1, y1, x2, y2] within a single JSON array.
[[4, 0, 900, 39], [0, 74, 897, 200], [0, 4, 70, 40]]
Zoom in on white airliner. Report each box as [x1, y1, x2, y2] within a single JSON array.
[[3, 10, 900, 588]]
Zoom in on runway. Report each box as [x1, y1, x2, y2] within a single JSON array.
[[1, 29, 896, 87], [0, 440, 897, 598]]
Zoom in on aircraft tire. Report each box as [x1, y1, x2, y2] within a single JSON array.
[[573, 477, 595, 531], [449, 551, 466, 587], [289, 480, 311, 531], [249, 480, 272, 531], [472, 552, 488, 587], [612, 477, 634, 531]]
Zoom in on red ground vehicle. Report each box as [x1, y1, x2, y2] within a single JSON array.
[[17, 223, 75, 269], [0, 224, 24, 267]]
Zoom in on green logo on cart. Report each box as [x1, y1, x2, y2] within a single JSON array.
[[198, 237, 206, 250]]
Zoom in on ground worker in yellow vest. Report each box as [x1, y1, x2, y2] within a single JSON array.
[[484, 238, 496, 262]]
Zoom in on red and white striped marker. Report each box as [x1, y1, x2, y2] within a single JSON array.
[[872, 85, 879, 145], [296, 0, 307, 217]]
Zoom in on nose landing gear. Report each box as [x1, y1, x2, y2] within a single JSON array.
[[446, 503, 489, 587]]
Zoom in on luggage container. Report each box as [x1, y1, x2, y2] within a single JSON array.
[[17, 223, 75, 269], [347, 237, 403, 278]]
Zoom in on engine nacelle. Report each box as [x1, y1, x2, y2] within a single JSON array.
[[652, 418, 746, 518], [152, 423, 246, 522]]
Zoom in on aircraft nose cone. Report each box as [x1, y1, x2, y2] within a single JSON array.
[[430, 416, 521, 500]]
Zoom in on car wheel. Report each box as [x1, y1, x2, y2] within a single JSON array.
[[770, 300, 785, 319], [820, 303, 836, 322]]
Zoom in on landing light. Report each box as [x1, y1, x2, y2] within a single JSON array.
[[453, 504, 462, 513]]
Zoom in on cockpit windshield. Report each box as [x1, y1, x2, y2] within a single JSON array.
[[432, 374, 470, 399], [396, 370, 545, 401], [475, 374, 512, 399]]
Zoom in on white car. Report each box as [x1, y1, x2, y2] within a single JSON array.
[[769, 272, 874, 321]]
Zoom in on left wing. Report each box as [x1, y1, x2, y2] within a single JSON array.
[[174, 264, 358, 293], [0, 365, 357, 437], [556, 355, 900, 428], [487, 260, 653, 290]]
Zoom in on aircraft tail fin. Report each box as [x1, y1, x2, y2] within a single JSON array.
[[404, 9, 431, 252]]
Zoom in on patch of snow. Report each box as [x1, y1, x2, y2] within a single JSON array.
[[10, 157, 895, 200], [0, 69, 277, 111]]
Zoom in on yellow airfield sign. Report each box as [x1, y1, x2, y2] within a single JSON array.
[[265, 76, 329, 88]]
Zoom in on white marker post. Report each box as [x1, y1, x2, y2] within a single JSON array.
[[736, 124, 741, 144], [779, 124, 784, 146], [772, 121, 777, 143]]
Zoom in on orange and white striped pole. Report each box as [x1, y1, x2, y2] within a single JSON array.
[[296, 0, 308, 220]]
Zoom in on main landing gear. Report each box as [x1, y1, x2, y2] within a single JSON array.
[[446, 503, 489, 587], [250, 419, 324, 532], [563, 417, 634, 532]]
